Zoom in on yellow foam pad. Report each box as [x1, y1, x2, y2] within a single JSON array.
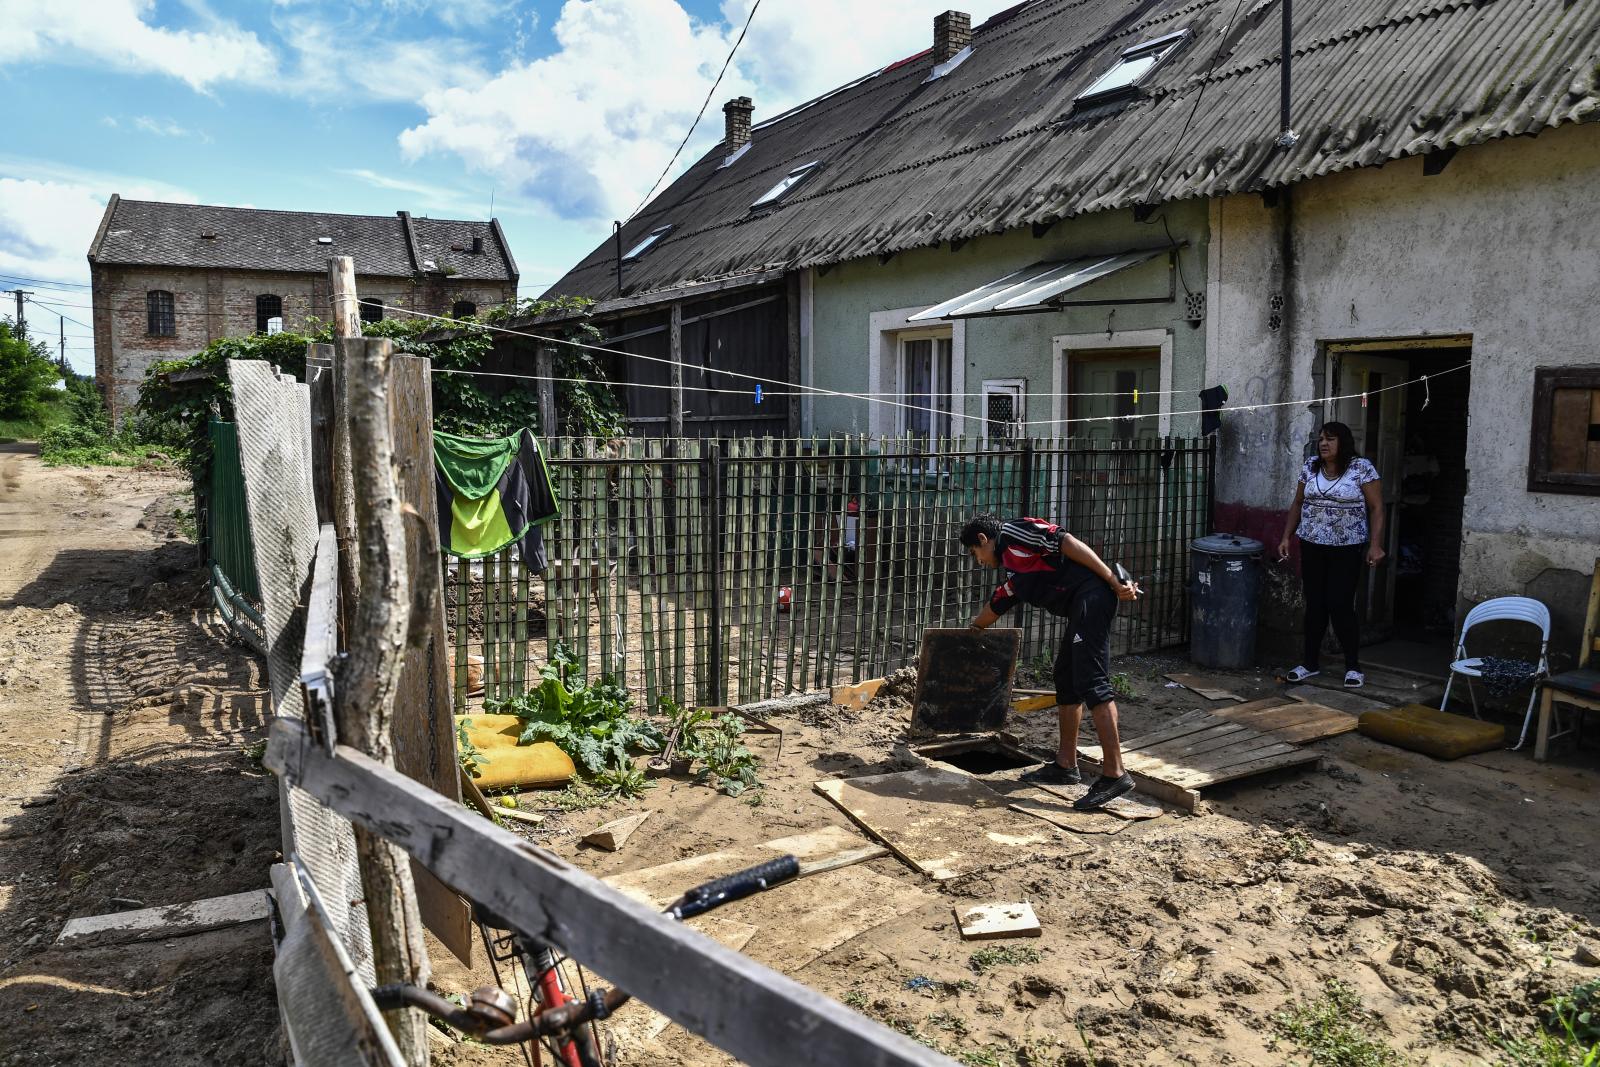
[[457, 713, 576, 790], [1357, 703, 1505, 760]]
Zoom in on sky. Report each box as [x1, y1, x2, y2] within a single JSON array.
[[0, 0, 1017, 375]]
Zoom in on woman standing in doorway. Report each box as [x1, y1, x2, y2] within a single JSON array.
[[1277, 421, 1385, 689]]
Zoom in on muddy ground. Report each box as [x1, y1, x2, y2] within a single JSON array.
[[3, 442, 1597, 1067], [0, 446, 279, 1066], [437, 653, 1599, 1066]]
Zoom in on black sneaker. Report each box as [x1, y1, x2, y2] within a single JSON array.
[[1073, 773, 1135, 810], [1019, 762, 1082, 786]]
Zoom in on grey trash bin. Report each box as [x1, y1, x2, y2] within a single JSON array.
[[1189, 533, 1265, 669]]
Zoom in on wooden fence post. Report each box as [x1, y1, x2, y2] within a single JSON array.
[[337, 333, 431, 1067], [535, 342, 557, 437], [328, 256, 362, 630]]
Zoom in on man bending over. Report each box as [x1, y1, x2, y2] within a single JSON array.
[[961, 515, 1140, 810]]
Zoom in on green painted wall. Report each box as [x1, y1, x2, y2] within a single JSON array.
[[808, 201, 1209, 438]]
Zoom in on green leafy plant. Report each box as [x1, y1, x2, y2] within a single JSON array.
[[591, 760, 652, 800], [656, 696, 763, 796], [488, 644, 662, 779], [457, 718, 490, 780], [1270, 978, 1403, 1067], [1549, 981, 1600, 1048], [1110, 671, 1136, 699], [39, 375, 172, 467]]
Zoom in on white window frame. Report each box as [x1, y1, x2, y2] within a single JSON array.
[[866, 306, 967, 439], [752, 161, 820, 208], [623, 224, 671, 260], [896, 328, 955, 441], [982, 378, 1027, 443], [1075, 29, 1189, 103], [1049, 328, 1173, 437]]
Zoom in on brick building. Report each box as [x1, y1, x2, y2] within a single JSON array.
[[87, 195, 519, 419]]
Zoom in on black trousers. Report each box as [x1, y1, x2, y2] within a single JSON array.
[[1299, 540, 1364, 671], [1052, 581, 1118, 708]]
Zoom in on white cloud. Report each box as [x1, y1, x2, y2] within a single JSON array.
[[397, 0, 1019, 223], [132, 115, 199, 138], [334, 167, 486, 216], [0, 0, 278, 91], [274, 12, 491, 103]]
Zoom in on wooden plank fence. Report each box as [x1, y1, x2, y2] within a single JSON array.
[[447, 434, 1214, 713]]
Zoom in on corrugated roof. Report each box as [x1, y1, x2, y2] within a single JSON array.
[[90, 198, 517, 281], [544, 0, 1600, 303]]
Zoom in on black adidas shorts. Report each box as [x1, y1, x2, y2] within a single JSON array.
[[1052, 581, 1117, 708]]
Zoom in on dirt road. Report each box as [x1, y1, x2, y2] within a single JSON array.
[[0, 446, 280, 1066]]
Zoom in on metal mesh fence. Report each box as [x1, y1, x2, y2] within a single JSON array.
[[448, 435, 1214, 712], [228, 360, 374, 1000]]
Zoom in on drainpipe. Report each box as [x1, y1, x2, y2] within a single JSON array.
[[1276, 0, 1298, 149]]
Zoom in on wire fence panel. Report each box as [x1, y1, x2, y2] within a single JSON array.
[[446, 435, 1214, 712]]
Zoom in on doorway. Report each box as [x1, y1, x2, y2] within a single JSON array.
[[1327, 342, 1472, 667], [1067, 347, 1162, 444]]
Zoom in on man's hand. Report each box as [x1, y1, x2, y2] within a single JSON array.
[[1113, 579, 1142, 602]]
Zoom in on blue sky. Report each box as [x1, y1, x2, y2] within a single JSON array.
[[0, 0, 1014, 374]]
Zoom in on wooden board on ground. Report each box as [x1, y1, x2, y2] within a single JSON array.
[[1011, 694, 1057, 714], [1080, 717, 1322, 795], [1009, 796, 1132, 835], [584, 810, 653, 851], [603, 825, 884, 907], [605, 915, 759, 1046], [1209, 700, 1358, 744], [1025, 781, 1166, 821], [813, 766, 1079, 881], [1285, 684, 1393, 715], [832, 677, 886, 709], [912, 628, 1020, 734], [956, 902, 1041, 940], [56, 890, 268, 948], [1165, 673, 1244, 701]]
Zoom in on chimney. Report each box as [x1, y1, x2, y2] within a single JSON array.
[[472, 235, 485, 255], [723, 96, 753, 151], [934, 10, 971, 64]]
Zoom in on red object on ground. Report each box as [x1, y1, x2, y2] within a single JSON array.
[[778, 586, 792, 611]]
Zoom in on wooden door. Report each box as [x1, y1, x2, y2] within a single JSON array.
[[1333, 354, 1407, 636]]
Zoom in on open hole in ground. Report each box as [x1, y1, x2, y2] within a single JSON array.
[[927, 743, 1040, 775]]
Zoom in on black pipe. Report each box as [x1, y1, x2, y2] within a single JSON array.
[[611, 219, 624, 292], [1280, 0, 1292, 135]]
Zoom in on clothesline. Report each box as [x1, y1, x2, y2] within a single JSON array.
[[353, 298, 1470, 428]]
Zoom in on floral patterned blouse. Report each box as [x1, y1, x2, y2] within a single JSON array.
[[1296, 457, 1380, 547]]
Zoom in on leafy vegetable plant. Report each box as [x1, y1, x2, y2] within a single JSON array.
[[488, 644, 662, 779]]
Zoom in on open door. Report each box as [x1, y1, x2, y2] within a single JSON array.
[[1332, 353, 1407, 639]]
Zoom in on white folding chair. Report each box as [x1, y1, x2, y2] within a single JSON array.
[[1440, 596, 1551, 750]]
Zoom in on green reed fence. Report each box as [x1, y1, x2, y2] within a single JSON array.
[[445, 435, 1214, 713]]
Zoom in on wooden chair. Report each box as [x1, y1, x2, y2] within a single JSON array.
[[1535, 557, 1600, 761]]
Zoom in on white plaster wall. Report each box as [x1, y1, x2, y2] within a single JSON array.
[[1207, 119, 1600, 620]]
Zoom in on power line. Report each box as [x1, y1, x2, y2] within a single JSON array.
[[0, 272, 92, 289], [623, 0, 764, 225]]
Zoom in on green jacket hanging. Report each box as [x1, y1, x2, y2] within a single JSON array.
[[433, 429, 558, 567]]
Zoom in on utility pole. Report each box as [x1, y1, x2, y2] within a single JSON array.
[[60, 316, 67, 373], [11, 289, 30, 337]]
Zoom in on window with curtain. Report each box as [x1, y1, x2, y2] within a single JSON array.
[[146, 290, 175, 336], [900, 334, 953, 442]]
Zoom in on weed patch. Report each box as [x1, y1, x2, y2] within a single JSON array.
[[969, 945, 1042, 974], [1271, 978, 1403, 1066]]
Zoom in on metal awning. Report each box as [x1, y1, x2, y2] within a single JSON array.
[[907, 247, 1172, 322]]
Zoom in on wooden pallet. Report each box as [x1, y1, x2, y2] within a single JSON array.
[[1080, 713, 1324, 805]]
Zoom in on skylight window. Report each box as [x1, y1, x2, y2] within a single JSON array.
[[623, 224, 672, 260], [1075, 29, 1189, 103], [751, 161, 820, 209]]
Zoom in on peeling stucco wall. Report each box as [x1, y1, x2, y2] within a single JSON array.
[[1207, 120, 1600, 647]]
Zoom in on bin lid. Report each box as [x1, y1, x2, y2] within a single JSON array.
[[1191, 533, 1264, 556]]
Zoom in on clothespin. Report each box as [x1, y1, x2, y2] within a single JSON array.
[[754, 383, 763, 405], [1421, 375, 1430, 410], [1360, 392, 1368, 409], [1132, 388, 1140, 405]]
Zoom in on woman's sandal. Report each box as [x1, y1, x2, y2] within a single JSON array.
[[1285, 666, 1320, 683]]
